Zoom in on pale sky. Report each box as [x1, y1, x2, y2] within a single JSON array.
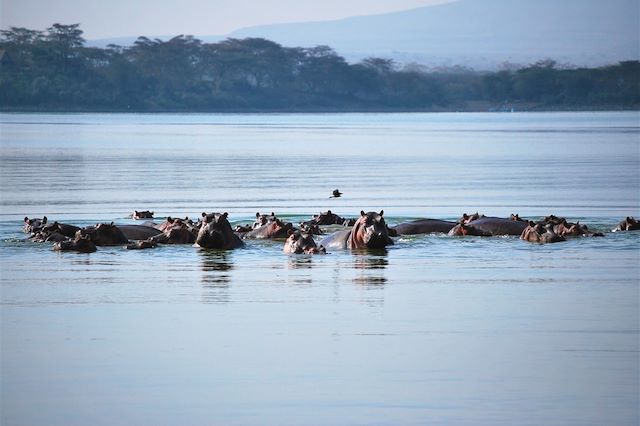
[[1, 0, 450, 40]]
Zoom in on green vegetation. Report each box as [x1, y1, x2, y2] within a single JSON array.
[[1, 24, 638, 111]]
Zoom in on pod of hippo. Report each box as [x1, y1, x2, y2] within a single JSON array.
[[22, 211, 634, 254]]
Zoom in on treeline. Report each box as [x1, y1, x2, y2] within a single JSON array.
[[1, 23, 639, 111]]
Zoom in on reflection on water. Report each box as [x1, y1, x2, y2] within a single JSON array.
[[199, 250, 233, 300], [352, 252, 389, 287], [1, 112, 639, 426], [286, 256, 314, 270]]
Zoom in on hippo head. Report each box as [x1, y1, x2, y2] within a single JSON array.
[[299, 222, 323, 235], [349, 211, 393, 249], [510, 213, 524, 221], [253, 212, 276, 228], [561, 221, 587, 236], [23, 216, 47, 233], [196, 212, 242, 249], [77, 222, 128, 246], [284, 230, 326, 254], [164, 220, 197, 244], [259, 218, 293, 239]]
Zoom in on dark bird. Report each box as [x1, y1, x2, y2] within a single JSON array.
[[330, 189, 343, 198]]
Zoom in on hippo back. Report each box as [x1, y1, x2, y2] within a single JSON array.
[[466, 217, 529, 236], [393, 218, 457, 235], [318, 229, 351, 250]]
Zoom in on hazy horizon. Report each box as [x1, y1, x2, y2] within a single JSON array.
[[1, 0, 450, 40]]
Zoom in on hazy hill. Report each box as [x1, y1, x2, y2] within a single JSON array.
[[226, 0, 639, 69]]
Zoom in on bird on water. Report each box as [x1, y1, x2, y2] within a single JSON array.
[[331, 189, 342, 198]]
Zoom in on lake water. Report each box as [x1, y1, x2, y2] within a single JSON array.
[[1, 112, 639, 425]]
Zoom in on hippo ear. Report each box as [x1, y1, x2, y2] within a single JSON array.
[[361, 211, 365, 216], [168, 217, 174, 223], [256, 212, 260, 218], [110, 222, 114, 226], [271, 212, 275, 216], [202, 212, 207, 218], [287, 229, 295, 236], [379, 210, 384, 216], [528, 220, 535, 226], [24, 216, 29, 223], [223, 212, 228, 218], [43, 216, 47, 224], [327, 210, 331, 214]]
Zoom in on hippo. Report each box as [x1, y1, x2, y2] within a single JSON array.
[[132, 210, 154, 220], [77, 223, 129, 246], [234, 224, 253, 233], [253, 212, 277, 228], [31, 227, 68, 243], [53, 235, 97, 253], [154, 216, 194, 232], [195, 212, 244, 249], [614, 216, 640, 231], [242, 217, 294, 240], [23, 216, 47, 233], [520, 222, 566, 244], [447, 222, 492, 237], [310, 210, 346, 226], [459, 212, 484, 224], [40, 221, 81, 238], [299, 222, 323, 235], [117, 224, 164, 240], [319, 210, 393, 250], [283, 230, 326, 254], [449, 216, 529, 236], [392, 218, 457, 235], [152, 218, 197, 244], [125, 239, 158, 250]]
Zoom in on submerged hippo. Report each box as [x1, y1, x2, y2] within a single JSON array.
[[132, 210, 154, 220], [195, 212, 244, 249], [125, 239, 158, 250], [283, 230, 326, 254], [310, 210, 346, 226], [53, 235, 98, 253], [448, 216, 529, 237], [552, 219, 604, 237], [77, 223, 129, 246], [320, 210, 393, 250], [520, 222, 566, 244], [392, 218, 457, 235], [614, 216, 640, 231]]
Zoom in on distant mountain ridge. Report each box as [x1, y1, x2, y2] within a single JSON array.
[[89, 0, 639, 70]]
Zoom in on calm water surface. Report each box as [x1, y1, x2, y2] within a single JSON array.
[[1, 112, 639, 425]]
